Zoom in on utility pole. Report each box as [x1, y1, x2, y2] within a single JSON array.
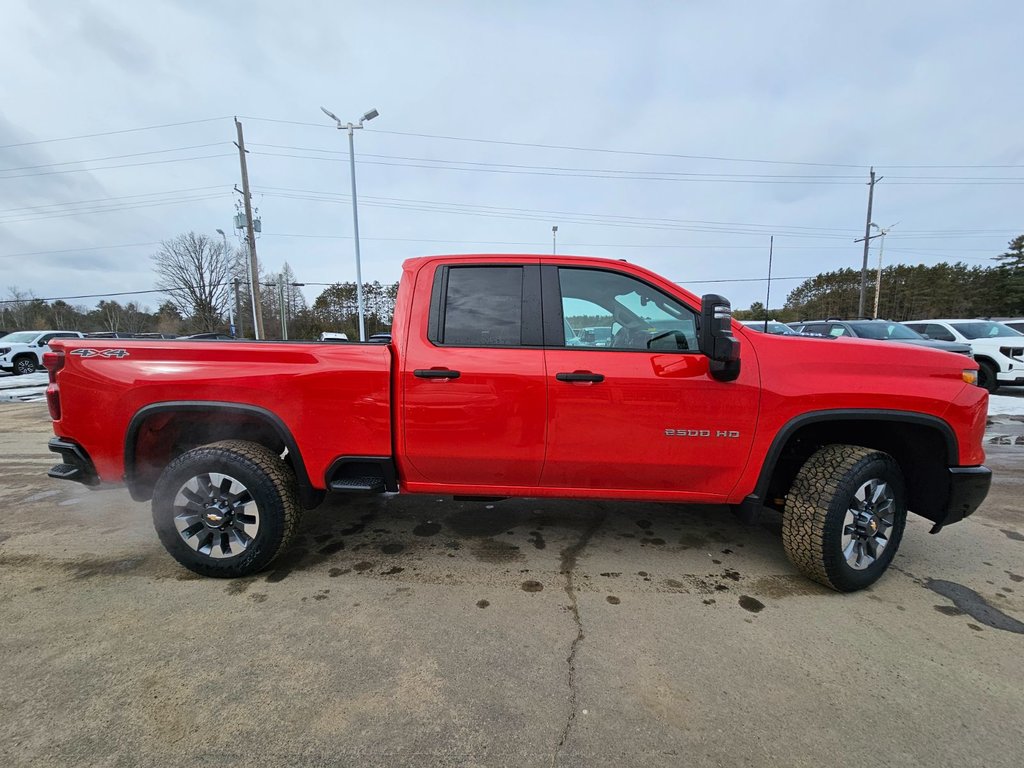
[[552, 225, 558, 254], [234, 117, 264, 340], [856, 167, 882, 318]]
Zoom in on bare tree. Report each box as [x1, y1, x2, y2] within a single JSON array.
[[5, 286, 38, 328], [152, 232, 232, 332]]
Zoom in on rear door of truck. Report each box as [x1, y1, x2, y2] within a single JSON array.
[[399, 259, 548, 488]]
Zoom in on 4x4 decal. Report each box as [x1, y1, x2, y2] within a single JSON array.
[[70, 349, 130, 359]]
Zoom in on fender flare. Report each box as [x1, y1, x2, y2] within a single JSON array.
[[124, 401, 322, 508], [748, 408, 959, 504]]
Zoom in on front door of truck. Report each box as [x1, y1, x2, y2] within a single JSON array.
[[540, 265, 758, 498], [400, 261, 548, 488]]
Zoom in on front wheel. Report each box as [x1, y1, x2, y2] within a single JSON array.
[[12, 355, 36, 375], [152, 440, 300, 578], [977, 360, 998, 394], [782, 444, 907, 592]]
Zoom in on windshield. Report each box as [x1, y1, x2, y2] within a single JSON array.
[[848, 322, 921, 340], [0, 332, 38, 344], [951, 322, 1023, 339]]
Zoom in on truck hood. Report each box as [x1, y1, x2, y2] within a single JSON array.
[[739, 327, 977, 407], [887, 338, 973, 355]]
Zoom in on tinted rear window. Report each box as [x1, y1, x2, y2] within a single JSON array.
[[442, 267, 523, 346]]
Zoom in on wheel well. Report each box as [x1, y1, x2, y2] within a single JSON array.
[[125, 404, 323, 509], [762, 418, 953, 524]]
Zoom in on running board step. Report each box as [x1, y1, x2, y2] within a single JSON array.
[[48, 463, 83, 481], [328, 475, 386, 493]]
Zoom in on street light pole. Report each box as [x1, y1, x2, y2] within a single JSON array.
[[321, 106, 379, 342], [871, 222, 898, 319], [216, 229, 235, 338], [552, 225, 558, 254]]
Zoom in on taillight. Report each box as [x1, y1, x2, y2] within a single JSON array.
[[43, 351, 64, 420], [43, 351, 65, 382]]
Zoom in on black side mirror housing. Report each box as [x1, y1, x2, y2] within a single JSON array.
[[699, 294, 741, 382]]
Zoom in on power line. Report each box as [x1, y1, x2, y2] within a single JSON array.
[[0, 242, 163, 259], [239, 116, 1024, 170], [250, 149, 1024, 185], [0, 143, 230, 173], [0, 192, 230, 226], [0, 152, 236, 181], [0, 117, 229, 150], [248, 144, 863, 180], [0, 188, 224, 218], [250, 150, 868, 184], [251, 185, 860, 236]]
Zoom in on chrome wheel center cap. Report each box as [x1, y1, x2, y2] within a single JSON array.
[[204, 505, 229, 526]]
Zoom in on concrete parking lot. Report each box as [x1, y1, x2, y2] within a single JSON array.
[[1, 401, 1022, 767]]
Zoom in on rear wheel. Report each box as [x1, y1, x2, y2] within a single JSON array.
[[782, 444, 907, 592], [12, 355, 36, 375], [977, 360, 998, 394], [152, 440, 300, 578]]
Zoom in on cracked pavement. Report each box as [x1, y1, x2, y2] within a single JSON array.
[[1, 402, 1023, 767]]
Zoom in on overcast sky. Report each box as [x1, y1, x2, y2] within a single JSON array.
[[1, 0, 1022, 316]]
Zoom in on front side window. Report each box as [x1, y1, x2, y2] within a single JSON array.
[[441, 266, 523, 346], [917, 323, 955, 342], [558, 268, 697, 351], [951, 321, 1023, 340]]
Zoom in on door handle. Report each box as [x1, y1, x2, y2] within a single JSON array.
[[414, 368, 461, 379], [556, 371, 604, 383]]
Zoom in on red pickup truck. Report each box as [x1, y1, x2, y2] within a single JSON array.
[[44, 254, 991, 591]]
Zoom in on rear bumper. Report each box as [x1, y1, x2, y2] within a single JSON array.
[[47, 437, 99, 486], [934, 465, 991, 530]]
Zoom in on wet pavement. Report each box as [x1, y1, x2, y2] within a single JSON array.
[[1, 403, 1022, 767]]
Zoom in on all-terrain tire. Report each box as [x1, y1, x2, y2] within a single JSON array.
[[152, 440, 300, 578], [782, 444, 907, 592]]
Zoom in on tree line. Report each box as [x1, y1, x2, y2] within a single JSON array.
[[2, 232, 399, 338], [736, 235, 1024, 322]]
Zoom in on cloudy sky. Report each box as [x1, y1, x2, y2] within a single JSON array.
[[1, 0, 1022, 316]]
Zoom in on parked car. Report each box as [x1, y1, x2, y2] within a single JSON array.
[[180, 333, 236, 341], [368, 333, 392, 343], [578, 326, 613, 346], [740, 320, 798, 335], [999, 318, 1024, 334], [44, 253, 990, 593], [902, 319, 1023, 392], [0, 330, 85, 375], [789, 319, 973, 358], [319, 332, 349, 342]]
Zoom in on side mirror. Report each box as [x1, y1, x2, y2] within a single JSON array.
[[699, 294, 741, 382]]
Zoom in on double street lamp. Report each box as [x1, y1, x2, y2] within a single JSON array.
[[320, 106, 379, 342]]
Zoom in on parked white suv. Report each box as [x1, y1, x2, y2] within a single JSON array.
[[902, 320, 1024, 393], [0, 330, 85, 375]]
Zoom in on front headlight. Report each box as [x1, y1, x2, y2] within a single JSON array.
[[0, 347, 10, 355], [962, 369, 979, 386]]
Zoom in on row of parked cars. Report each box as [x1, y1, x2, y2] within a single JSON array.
[[740, 317, 1024, 392]]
